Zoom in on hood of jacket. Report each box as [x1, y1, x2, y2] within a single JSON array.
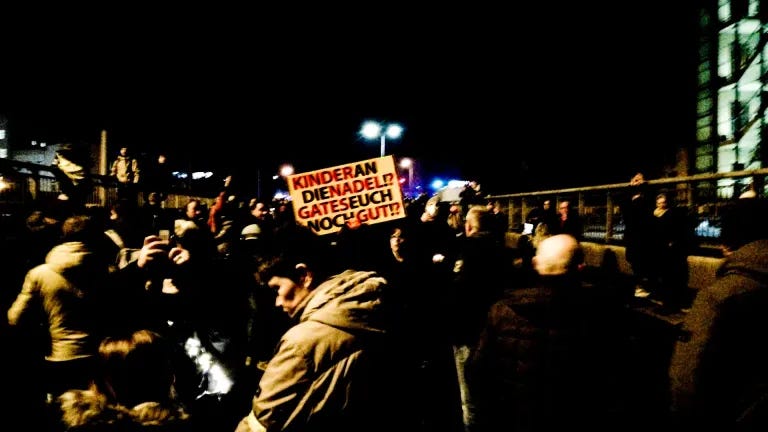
[[45, 241, 109, 282], [299, 270, 387, 335], [718, 239, 768, 282]]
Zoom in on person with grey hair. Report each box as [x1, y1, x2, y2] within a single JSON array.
[[467, 234, 590, 431]]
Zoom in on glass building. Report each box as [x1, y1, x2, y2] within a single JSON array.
[[696, 0, 767, 196]]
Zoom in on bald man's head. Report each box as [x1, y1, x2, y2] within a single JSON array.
[[533, 234, 583, 276]]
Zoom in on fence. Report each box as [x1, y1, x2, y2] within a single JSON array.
[[2, 157, 767, 252], [487, 168, 768, 251]]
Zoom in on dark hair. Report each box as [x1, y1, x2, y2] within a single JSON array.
[[93, 329, 175, 407], [254, 231, 331, 285], [61, 213, 107, 245]]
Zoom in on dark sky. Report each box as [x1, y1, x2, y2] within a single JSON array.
[[1, 4, 698, 195]]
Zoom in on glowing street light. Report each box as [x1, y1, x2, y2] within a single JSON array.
[[360, 121, 403, 157], [272, 164, 294, 180], [279, 164, 294, 177]]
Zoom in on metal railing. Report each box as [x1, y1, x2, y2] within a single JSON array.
[[487, 168, 768, 250], [2, 158, 767, 252]]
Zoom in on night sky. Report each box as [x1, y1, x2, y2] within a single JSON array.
[[1, 4, 699, 196]]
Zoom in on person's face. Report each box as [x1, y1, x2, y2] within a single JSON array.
[[253, 203, 269, 219], [186, 202, 200, 219], [390, 228, 405, 257], [558, 202, 570, 217], [269, 275, 311, 316], [656, 196, 668, 209], [120, 147, 128, 156], [543, 200, 551, 210]]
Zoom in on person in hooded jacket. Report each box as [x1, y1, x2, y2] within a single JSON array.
[[668, 197, 768, 428], [234, 243, 398, 432], [7, 213, 124, 405]]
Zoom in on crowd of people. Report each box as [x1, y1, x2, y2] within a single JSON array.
[[1, 171, 767, 431]]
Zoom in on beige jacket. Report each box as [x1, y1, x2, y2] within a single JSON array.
[[241, 270, 391, 432], [8, 241, 110, 362]]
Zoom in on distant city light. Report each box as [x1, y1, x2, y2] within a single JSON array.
[[192, 171, 213, 180], [446, 179, 468, 188], [273, 190, 291, 201]]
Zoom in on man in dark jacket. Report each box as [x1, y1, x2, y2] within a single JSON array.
[[468, 233, 588, 431], [669, 197, 768, 428]]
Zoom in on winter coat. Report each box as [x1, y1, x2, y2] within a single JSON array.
[[243, 270, 394, 432], [468, 278, 587, 431], [669, 239, 768, 427], [7, 241, 112, 362], [111, 155, 140, 184]]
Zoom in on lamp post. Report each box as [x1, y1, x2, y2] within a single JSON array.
[[400, 157, 414, 193], [360, 121, 403, 157]]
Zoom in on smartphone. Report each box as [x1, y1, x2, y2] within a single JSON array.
[[158, 229, 171, 241]]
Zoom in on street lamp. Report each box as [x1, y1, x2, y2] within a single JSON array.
[[360, 121, 403, 157], [279, 164, 294, 178], [400, 157, 414, 192]]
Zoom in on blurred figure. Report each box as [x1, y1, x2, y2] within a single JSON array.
[[140, 191, 174, 239], [21, 208, 61, 269], [459, 180, 485, 216], [144, 152, 173, 198], [243, 198, 276, 246], [486, 199, 509, 248], [526, 198, 557, 239], [53, 329, 193, 431], [51, 142, 92, 210], [647, 192, 693, 313], [624, 173, 655, 299], [669, 197, 768, 428], [552, 200, 582, 241], [451, 206, 508, 432], [447, 201, 465, 235], [7, 213, 120, 400], [377, 221, 465, 432], [110, 146, 141, 202], [469, 234, 589, 431], [183, 198, 208, 231], [107, 199, 144, 249]]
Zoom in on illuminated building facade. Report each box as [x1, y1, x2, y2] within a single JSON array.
[[695, 0, 768, 196]]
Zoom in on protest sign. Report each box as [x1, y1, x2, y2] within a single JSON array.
[[287, 156, 406, 235]]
